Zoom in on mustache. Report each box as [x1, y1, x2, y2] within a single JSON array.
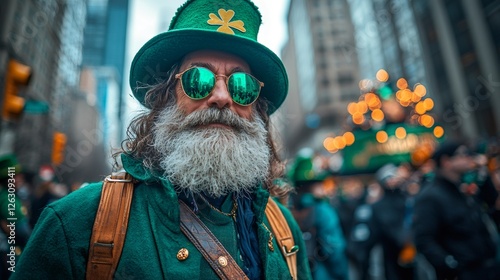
[[164, 107, 262, 135]]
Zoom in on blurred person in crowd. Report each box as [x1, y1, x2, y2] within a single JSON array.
[[486, 140, 500, 231], [416, 158, 436, 191], [29, 165, 67, 228], [344, 180, 384, 280], [413, 141, 500, 280], [70, 181, 83, 192], [348, 163, 415, 280], [468, 142, 500, 231], [336, 177, 367, 239], [12, 0, 311, 279], [288, 148, 349, 280], [488, 154, 500, 229], [0, 155, 31, 278]]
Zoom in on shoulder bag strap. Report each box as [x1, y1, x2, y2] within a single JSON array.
[[178, 200, 249, 280], [86, 172, 134, 280], [265, 197, 299, 280]]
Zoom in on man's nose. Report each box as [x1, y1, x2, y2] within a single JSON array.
[[207, 77, 232, 109]]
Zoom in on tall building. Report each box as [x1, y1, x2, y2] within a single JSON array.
[[0, 0, 87, 179], [103, 0, 129, 90], [348, 0, 428, 87], [82, 0, 130, 142], [411, 0, 500, 139], [82, 0, 108, 65], [280, 0, 362, 156], [91, 67, 122, 157], [83, 0, 129, 79]]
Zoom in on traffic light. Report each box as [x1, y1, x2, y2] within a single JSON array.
[[2, 59, 32, 120], [52, 132, 67, 166]]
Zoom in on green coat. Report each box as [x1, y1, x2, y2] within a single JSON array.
[[13, 155, 311, 279]]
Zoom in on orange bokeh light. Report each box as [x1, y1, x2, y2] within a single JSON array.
[[419, 114, 435, 128], [396, 78, 408, 90], [371, 109, 385, 122], [414, 84, 427, 97], [423, 98, 434, 110], [352, 113, 365, 125], [323, 137, 336, 151], [400, 89, 412, 102], [333, 136, 346, 149], [358, 101, 368, 114], [433, 126, 445, 138], [411, 92, 422, 103], [415, 101, 426, 115], [376, 69, 389, 82], [376, 131, 388, 143], [395, 127, 407, 139], [343, 132, 355, 146]]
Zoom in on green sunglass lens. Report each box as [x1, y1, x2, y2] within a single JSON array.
[[181, 67, 215, 99], [228, 73, 261, 105]]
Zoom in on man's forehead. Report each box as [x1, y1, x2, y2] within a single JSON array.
[[187, 62, 247, 73], [180, 50, 251, 72]]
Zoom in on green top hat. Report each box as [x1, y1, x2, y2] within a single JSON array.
[[288, 148, 329, 184], [129, 0, 288, 115], [0, 154, 20, 180]]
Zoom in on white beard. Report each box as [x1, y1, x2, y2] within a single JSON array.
[[151, 106, 270, 197]]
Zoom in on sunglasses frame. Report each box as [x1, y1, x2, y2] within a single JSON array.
[[175, 66, 264, 106]]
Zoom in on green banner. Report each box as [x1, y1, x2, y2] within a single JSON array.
[[339, 124, 442, 174]]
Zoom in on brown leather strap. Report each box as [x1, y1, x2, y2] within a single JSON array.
[[86, 172, 134, 280], [178, 200, 249, 280], [265, 198, 298, 280]]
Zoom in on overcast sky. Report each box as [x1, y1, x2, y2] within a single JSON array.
[[123, 0, 290, 120]]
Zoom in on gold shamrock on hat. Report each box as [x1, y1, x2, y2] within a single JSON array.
[[207, 9, 246, 35]]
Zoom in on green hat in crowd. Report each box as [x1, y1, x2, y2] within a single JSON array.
[[129, 0, 288, 115], [288, 148, 330, 185], [0, 154, 20, 180]]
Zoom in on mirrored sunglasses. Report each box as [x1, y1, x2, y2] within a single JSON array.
[[175, 66, 264, 106]]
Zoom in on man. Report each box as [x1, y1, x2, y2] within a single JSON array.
[[413, 141, 500, 280], [12, 0, 311, 279], [289, 149, 349, 280], [348, 163, 415, 280]]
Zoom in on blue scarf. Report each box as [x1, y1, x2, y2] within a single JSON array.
[[236, 194, 262, 280]]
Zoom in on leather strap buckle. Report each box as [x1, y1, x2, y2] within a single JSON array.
[[282, 245, 299, 257], [94, 242, 114, 248], [104, 175, 133, 183]]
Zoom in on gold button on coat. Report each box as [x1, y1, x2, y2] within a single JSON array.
[[177, 248, 189, 261], [218, 256, 228, 267]]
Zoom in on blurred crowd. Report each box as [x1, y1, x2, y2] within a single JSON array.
[[2, 137, 500, 279], [0, 156, 73, 278], [286, 139, 500, 280]]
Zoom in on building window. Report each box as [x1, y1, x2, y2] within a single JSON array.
[[341, 92, 355, 101], [317, 44, 326, 55], [319, 60, 328, 70], [338, 73, 354, 85], [333, 45, 345, 54], [315, 14, 322, 22], [319, 92, 331, 103], [321, 77, 330, 88]]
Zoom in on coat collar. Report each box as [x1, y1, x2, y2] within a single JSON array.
[[120, 153, 270, 228]]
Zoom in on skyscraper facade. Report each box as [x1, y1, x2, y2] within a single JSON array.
[[82, 0, 130, 143], [0, 0, 87, 175], [280, 0, 362, 155], [411, 0, 500, 139]]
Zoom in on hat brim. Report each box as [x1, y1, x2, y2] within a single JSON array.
[[129, 29, 288, 115]]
